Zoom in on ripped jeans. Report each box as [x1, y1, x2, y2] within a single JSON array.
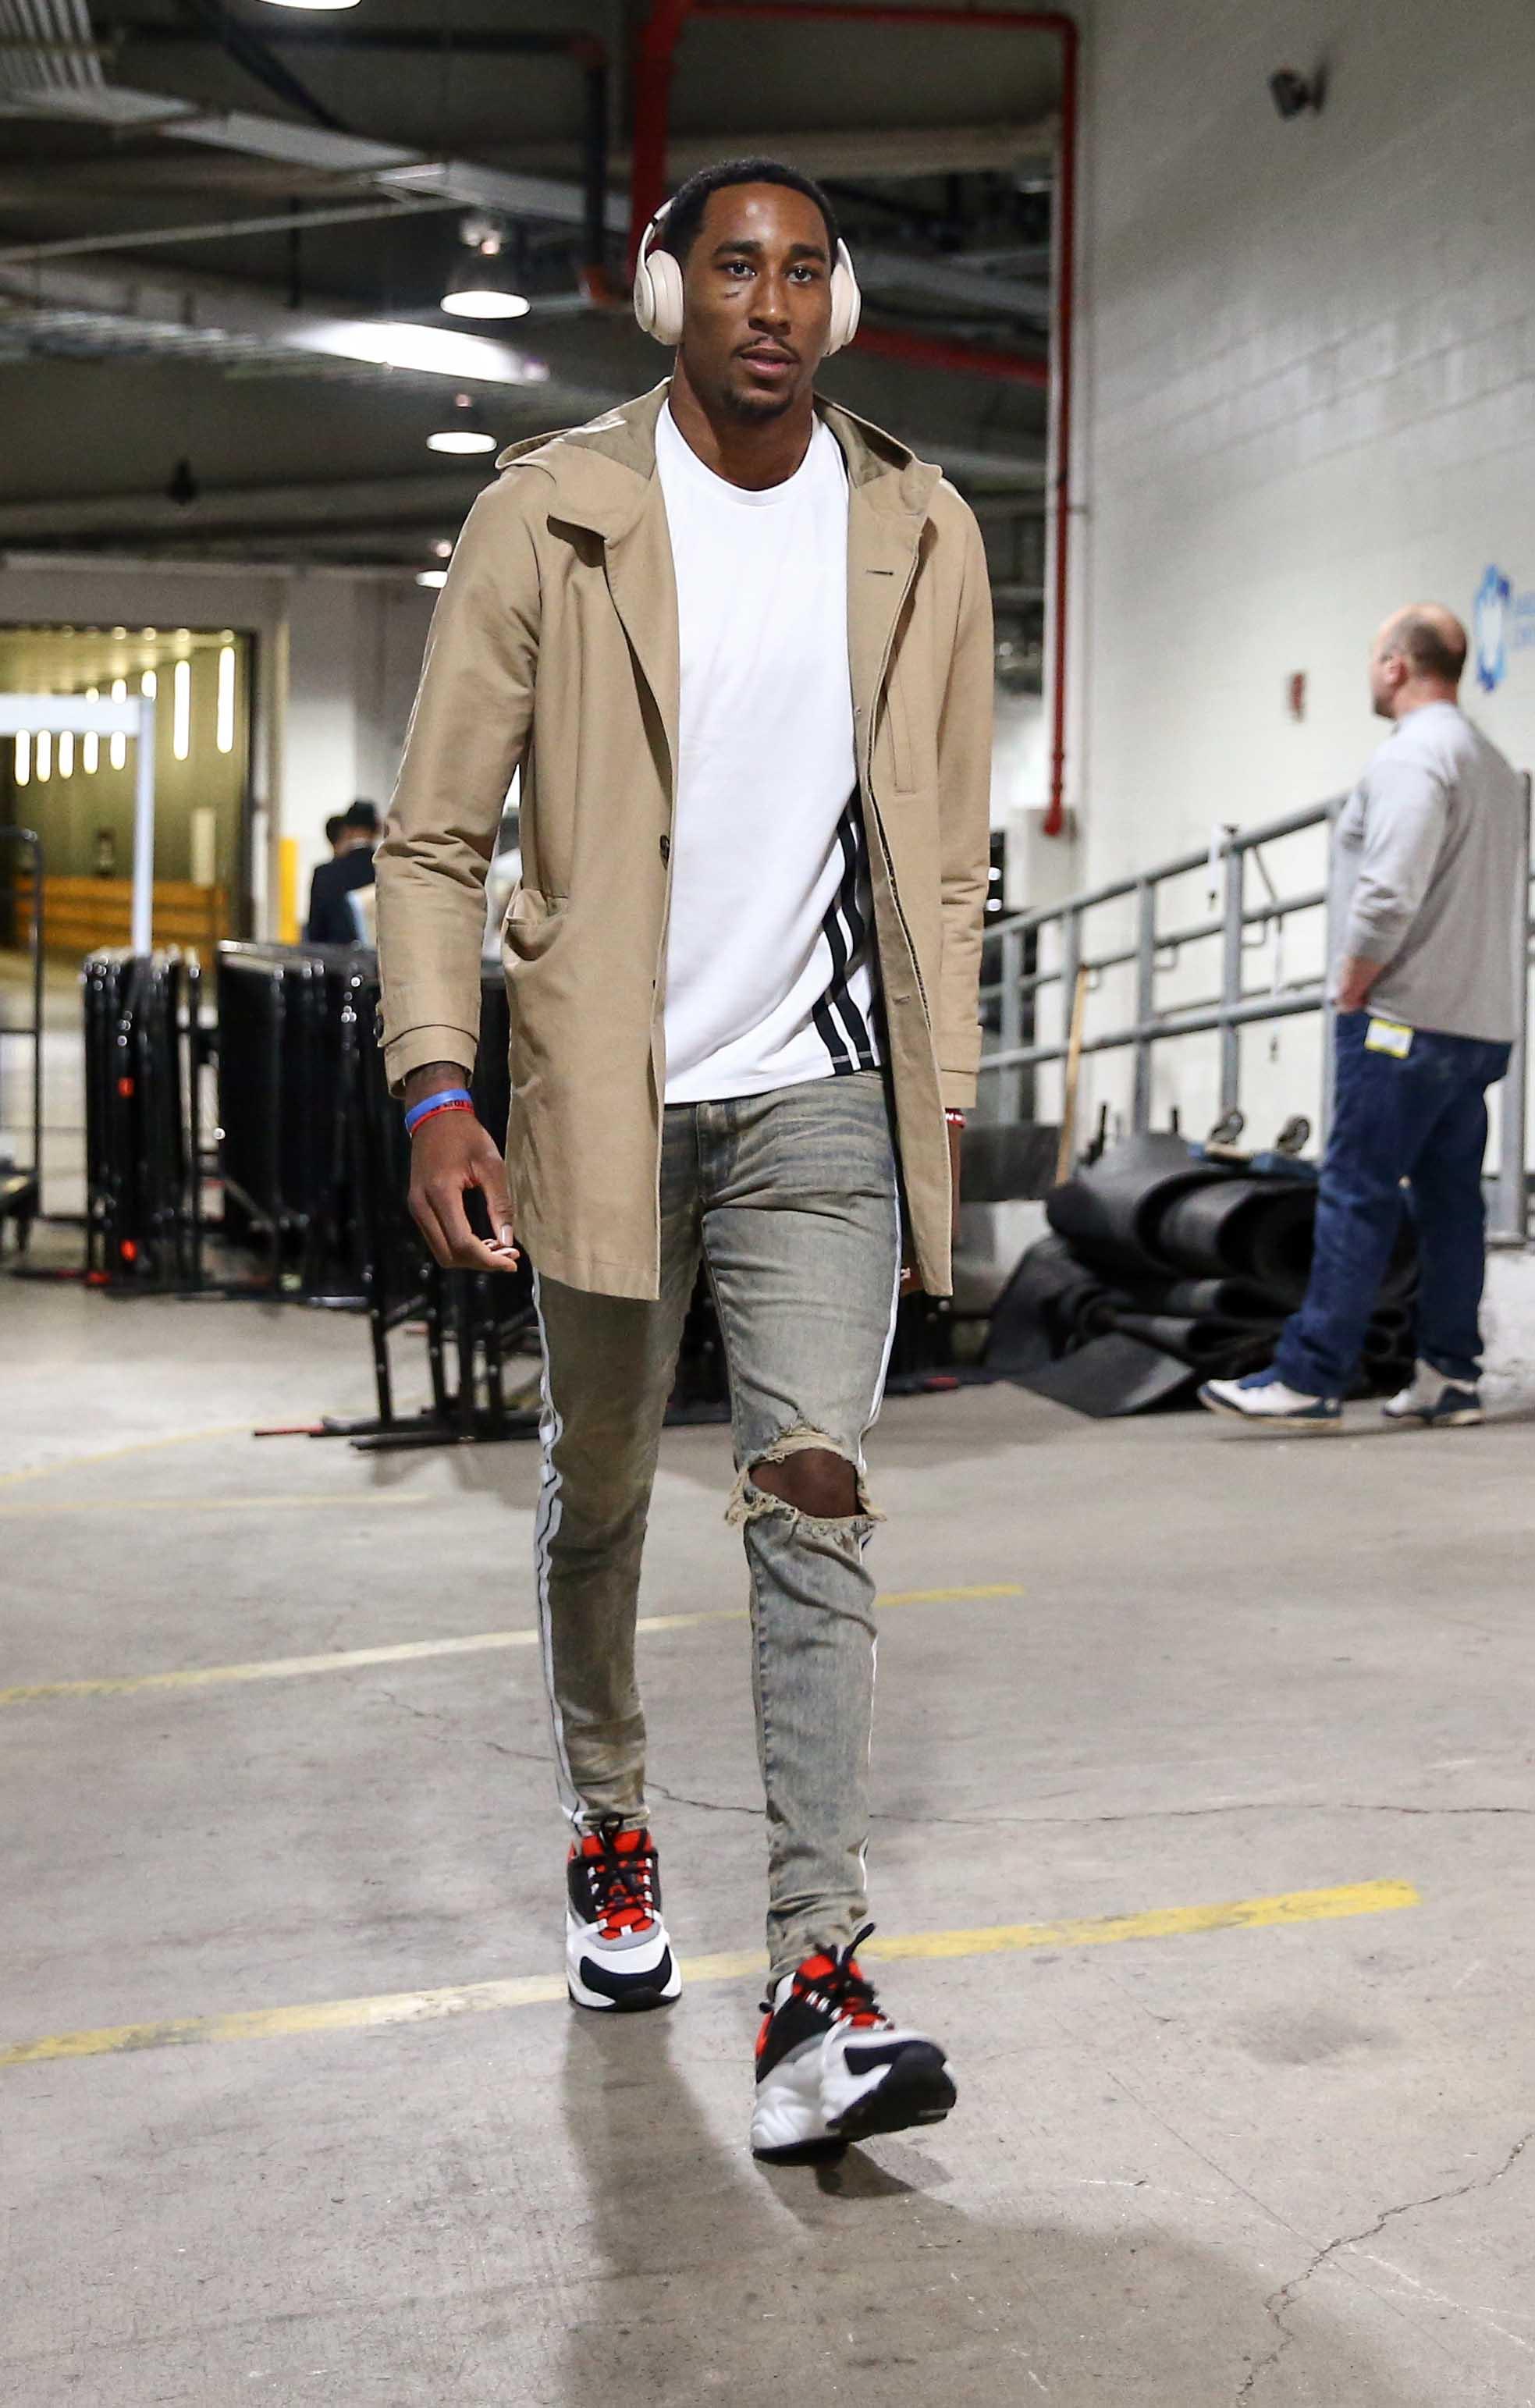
[[531, 1070, 901, 1979]]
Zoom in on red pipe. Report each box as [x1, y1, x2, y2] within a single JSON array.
[[629, 0, 1079, 836], [853, 323, 1047, 385], [628, 0, 698, 272]]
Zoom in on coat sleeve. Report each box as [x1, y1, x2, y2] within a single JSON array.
[[1341, 746, 1451, 967], [375, 475, 542, 1092], [934, 505, 994, 1110]]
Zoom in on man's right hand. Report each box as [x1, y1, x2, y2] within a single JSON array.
[[403, 1064, 520, 1273]]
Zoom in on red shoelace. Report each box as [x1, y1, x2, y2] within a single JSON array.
[[574, 1822, 659, 1940]]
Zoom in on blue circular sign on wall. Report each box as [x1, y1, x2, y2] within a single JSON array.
[[1473, 564, 1512, 694]]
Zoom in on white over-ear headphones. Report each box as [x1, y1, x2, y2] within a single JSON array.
[[632, 198, 862, 354]]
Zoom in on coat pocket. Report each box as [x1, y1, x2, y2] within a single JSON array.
[[501, 885, 567, 966], [885, 669, 918, 794]]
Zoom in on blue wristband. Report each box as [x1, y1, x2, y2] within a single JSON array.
[[403, 1085, 473, 1135]]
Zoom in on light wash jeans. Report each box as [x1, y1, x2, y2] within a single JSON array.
[[532, 1070, 901, 1980]]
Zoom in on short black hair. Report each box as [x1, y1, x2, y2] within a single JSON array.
[[343, 799, 381, 833], [659, 157, 840, 268], [325, 814, 346, 847]]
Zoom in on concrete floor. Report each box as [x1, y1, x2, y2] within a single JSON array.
[[5, 1265, 1535, 2408]]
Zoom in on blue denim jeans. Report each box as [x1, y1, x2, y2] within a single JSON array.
[[1274, 1014, 1511, 1398], [531, 1071, 901, 1981]]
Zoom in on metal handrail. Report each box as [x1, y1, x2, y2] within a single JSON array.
[[978, 783, 1534, 1244], [1, 825, 44, 1210]]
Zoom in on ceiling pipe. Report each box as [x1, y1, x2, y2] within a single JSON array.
[[44, 24, 616, 302], [627, 0, 697, 273], [853, 325, 1046, 385], [627, 0, 1078, 837]]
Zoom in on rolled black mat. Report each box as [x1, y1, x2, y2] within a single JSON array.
[[1153, 1178, 1318, 1305], [1153, 1275, 1281, 1322], [983, 1236, 1116, 1376], [1046, 1131, 1232, 1279], [1107, 1311, 1281, 1373], [1016, 1332, 1200, 1419], [961, 1121, 1063, 1204]]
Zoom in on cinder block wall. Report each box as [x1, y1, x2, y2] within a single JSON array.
[[1064, 0, 1535, 1150]]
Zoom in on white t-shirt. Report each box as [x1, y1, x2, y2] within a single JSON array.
[[656, 402, 881, 1103]]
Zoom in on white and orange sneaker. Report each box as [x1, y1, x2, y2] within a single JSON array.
[[565, 1818, 681, 2012], [750, 1924, 956, 2158]]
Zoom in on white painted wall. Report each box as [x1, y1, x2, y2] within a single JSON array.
[[0, 562, 432, 936], [1057, 0, 1535, 1152]]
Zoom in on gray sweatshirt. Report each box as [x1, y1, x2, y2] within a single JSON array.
[[1329, 701, 1526, 1043]]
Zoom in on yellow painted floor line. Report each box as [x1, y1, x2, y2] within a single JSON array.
[[0, 1882, 1417, 2070], [0, 1424, 251, 1491], [0, 1584, 1023, 1707]]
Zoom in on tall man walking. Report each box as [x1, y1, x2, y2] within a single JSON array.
[[375, 160, 993, 2154], [1203, 606, 1526, 1431]]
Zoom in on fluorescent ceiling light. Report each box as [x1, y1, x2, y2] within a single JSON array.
[[259, 1, 360, 11], [172, 659, 192, 761], [217, 647, 236, 754], [415, 570, 449, 589], [291, 318, 548, 385]]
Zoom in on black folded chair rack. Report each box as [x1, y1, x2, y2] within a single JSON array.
[[82, 949, 204, 1290]]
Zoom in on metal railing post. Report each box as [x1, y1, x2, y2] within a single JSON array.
[[1058, 902, 1082, 1128], [1492, 772, 1532, 1244], [1132, 875, 1155, 1131], [997, 921, 1025, 1125], [1319, 799, 1341, 1149], [1218, 832, 1243, 1118]]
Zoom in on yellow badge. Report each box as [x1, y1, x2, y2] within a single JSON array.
[[1364, 1018, 1413, 1059]]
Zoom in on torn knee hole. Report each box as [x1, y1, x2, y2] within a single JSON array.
[[727, 1426, 877, 1525]]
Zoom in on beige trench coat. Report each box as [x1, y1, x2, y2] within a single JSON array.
[[376, 383, 993, 1302]]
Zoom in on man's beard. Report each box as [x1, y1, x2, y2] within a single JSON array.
[[720, 376, 797, 423]]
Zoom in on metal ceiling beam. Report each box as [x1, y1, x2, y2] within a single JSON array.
[[856, 246, 1049, 321], [0, 469, 497, 542], [166, 0, 345, 133], [2, 83, 633, 233], [0, 255, 556, 388], [0, 194, 460, 267]]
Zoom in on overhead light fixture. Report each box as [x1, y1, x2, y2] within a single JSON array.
[[293, 318, 546, 385], [258, 0, 360, 11], [415, 570, 449, 589], [442, 214, 531, 321], [217, 647, 237, 754], [172, 659, 192, 762], [427, 392, 496, 456]]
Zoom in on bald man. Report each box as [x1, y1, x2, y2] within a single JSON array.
[[1203, 606, 1526, 1430]]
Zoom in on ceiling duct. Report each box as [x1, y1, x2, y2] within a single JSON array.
[[0, 0, 104, 93]]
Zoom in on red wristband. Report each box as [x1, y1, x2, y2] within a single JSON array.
[[406, 1097, 476, 1138]]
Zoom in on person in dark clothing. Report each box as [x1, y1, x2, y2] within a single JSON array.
[[305, 801, 381, 945]]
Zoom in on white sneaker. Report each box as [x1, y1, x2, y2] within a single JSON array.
[[1199, 1367, 1341, 1430], [750, 1925, 956, 2158], [1383, 1359, 1483, 1427], [565, 1819, 681, 2012]]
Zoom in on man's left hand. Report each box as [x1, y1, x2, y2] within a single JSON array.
[[1335, 954, 1383, 1014]]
